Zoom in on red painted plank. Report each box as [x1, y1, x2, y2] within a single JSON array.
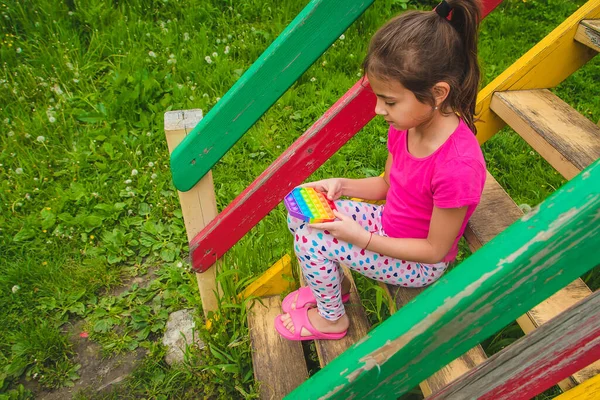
[[482, 0, 503, 18], [190, 79, 376, 271], [189, 0, 504, 272], [482, 340, 600, 400], [429, 291, 600, 400]]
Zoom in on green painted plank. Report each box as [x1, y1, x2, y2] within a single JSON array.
[[170, 0, 373, 191], [285, 159, 600, 399]]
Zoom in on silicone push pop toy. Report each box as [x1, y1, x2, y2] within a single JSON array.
[[284, 187, 337, 223]]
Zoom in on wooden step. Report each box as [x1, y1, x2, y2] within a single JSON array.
[[575, 20, 600, 52], [314, 266, 371, 367], [386, 285, 489, 397], [464, 171, 599, 391], [247, 296, 309, 399], [490, 89, 600, 180]]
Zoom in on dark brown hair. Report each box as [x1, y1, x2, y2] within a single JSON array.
[[363, 0, 482, 133]]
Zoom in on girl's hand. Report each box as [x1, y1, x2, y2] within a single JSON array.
[[310, 210, 370, 247], [300, 178, 345, 201]]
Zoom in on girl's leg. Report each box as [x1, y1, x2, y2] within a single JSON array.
[[287, 200, 385, 321], [287, 200, 448, 321]]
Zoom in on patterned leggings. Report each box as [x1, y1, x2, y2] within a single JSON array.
[[288, 199, 449, 321]]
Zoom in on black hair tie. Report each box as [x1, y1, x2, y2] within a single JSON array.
[[435, 0, 453, 19]]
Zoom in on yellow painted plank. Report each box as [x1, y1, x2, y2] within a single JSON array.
[[555, 374, 600, 400], [475, 0, 600, 144], [241, 254, 294, 299]]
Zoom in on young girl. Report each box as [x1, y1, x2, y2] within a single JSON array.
[[275, 0, 486, 341]]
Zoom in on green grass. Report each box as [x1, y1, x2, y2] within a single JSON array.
[[1, 0, 598, 398]]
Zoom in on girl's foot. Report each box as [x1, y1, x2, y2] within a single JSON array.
[[279, 308, 349, 337], [286, 279, 352, 311]]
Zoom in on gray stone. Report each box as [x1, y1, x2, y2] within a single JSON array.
[[162, 309, 205, 365]]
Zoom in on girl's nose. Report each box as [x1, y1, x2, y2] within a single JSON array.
[[374, 99, 388, 116]]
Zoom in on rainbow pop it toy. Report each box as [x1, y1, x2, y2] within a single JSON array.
[[284, 187, 337, 223]]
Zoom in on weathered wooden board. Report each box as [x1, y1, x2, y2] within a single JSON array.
[[555, 373, 600, 400], [428, 290, 600, 400], [189, 79, 376, 272], [164, 110, 220, 315], [386, 285, 488, 397], [491, 89, 600, 180], [169, 0, 374, 192], [465, 171, 599, 391], [519, 280, 599, 391], [247, 296, 309, 399], [315, 267, 371, 367], [574, 19, 600, 52], [476, 0, 600, 144], [283, 159, 600, 399]]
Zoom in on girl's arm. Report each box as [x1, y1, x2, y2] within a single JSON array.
[[339, 153, 393, 200], [366, 206, 468, 263]]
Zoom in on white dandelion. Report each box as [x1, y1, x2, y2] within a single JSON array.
[[205, 56, 212, 64], [36, 136, 45, 143], [15, 168, 23, 174], [148, 51, 157, 58]]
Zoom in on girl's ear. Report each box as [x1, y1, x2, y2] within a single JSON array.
[[432, 82, 451, 107]]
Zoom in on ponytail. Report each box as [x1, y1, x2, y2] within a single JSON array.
[[363, 0, 482, 133], [446, 0, 481, 133]]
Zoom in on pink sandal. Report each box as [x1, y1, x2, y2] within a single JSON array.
[[274, 307, 347, 341], [281, 286, 350, 313]]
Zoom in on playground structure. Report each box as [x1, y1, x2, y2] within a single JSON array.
[[164, 0, 600, 398]]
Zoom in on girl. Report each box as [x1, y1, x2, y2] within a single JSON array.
[[275, 0, 486, 341]]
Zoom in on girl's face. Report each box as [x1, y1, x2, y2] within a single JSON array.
[[367, 74, 434, 131]]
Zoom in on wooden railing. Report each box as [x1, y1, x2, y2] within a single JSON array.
[[173, 0, 504, 272]]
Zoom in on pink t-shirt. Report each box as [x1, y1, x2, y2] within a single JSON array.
[[382, 120, 486, 262]]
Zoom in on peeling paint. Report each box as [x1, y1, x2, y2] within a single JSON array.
[[499, 206, 582, 265], [353, 335, 370, 348], [283, 53, 302, 72], [344, 267, 502, 383], [521, 205, 540, 222], [318, 384, 347, 400]]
